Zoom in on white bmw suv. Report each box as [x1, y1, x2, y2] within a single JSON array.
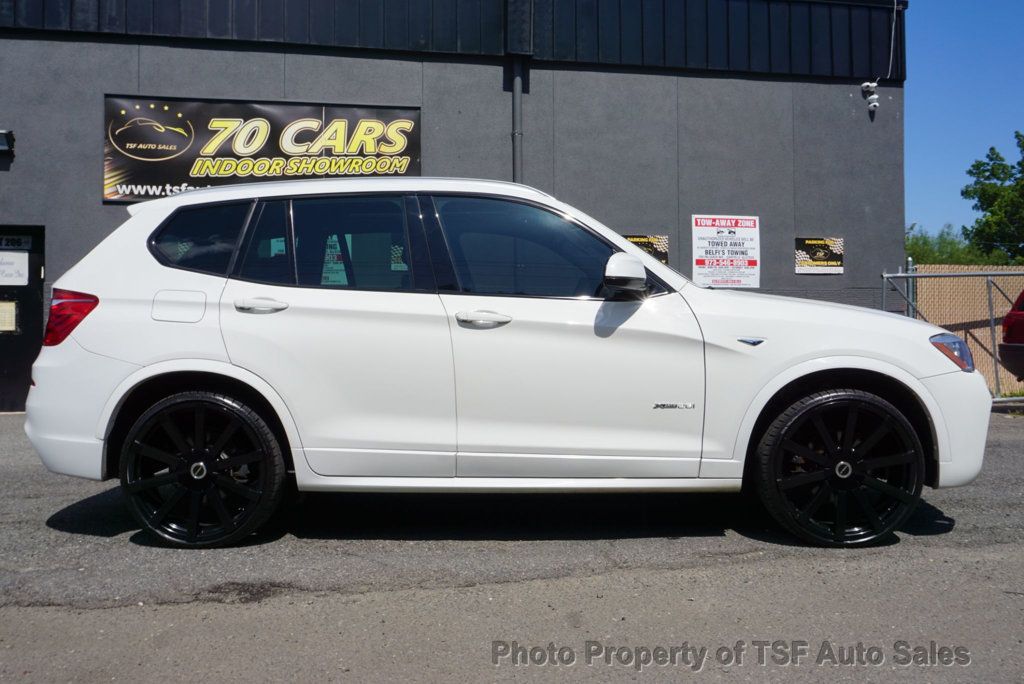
[[26, 178, 990, 548]]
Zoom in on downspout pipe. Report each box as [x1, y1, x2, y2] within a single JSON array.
[[511, 55, 524, 183]]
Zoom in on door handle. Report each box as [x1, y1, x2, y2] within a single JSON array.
[[455, 310, 512, 328], [234, 297, 289, 314]]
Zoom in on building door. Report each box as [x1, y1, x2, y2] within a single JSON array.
[[0, 226, 45, 412]]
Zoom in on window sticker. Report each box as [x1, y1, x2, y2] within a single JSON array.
[[268, 236, 287, 257], [320, 234, 349, 286], [391, 244, 409, 271]]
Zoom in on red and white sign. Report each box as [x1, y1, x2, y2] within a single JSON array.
[[691, 214, 760, 288]]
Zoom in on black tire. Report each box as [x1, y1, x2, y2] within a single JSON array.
[[119, 391, 286, 548], [755, 389, 924, 547]]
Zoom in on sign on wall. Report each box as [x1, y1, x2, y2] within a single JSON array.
[[103, 95, 421, 202], [0, 251, 29, 287], [624, 235, 670, 264], [0, 236, 32, 250], [0, 301, 15, 333], [691, 215, 760, 288], [795, 237, 845, 274]]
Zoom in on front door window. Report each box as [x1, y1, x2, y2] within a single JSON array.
[[433, 196, 614, 298]]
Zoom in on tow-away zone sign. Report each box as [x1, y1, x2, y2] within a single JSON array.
[[691, 215, 760, 288]]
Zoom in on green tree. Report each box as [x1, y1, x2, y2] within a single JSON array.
[[961, 131, 1024, 260], [904, 223, 1014, 265]]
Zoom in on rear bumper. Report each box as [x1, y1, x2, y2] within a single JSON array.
[[998, 343, 1024, 380], [921, 370, 991, 488], [24, 338, 139, 480]]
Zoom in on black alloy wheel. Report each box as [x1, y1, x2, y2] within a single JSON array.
[[120, 392, 286, 548], [756, 389, 925, 547]]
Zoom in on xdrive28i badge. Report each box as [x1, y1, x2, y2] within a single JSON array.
[[107, 101, 195, 162]]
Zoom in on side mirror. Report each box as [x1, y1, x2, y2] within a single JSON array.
[[604, 252, 647, 296]]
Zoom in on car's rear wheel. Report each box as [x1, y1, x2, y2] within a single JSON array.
[[119, 391, 286, 548], [756, 389, 924, 547]]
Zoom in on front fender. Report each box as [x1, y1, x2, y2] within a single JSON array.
[[698, 355, 950, 479]]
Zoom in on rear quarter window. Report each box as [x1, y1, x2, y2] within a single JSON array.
[[151, 202, 251, 275]]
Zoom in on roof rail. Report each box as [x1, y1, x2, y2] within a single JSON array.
[[125, 176, 556, 215], [419, 177, 555, 199]]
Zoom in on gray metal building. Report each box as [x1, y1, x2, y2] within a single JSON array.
[[0, 0, 907, 405]]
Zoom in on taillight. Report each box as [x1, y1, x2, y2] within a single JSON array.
[[43, 289, 99, 346], [1004, 311, 1024, 344]]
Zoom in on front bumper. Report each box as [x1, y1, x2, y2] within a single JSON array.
[[921, 369, 992, 488], [998, 343, 1024, 380], [24, 338, 139, 480]]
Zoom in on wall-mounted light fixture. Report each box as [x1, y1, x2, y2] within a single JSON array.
[[0, 130, 14, 157], [860, 83, 881, 113]]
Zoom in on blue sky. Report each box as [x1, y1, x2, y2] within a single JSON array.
[[905, 0, 1024, 234]]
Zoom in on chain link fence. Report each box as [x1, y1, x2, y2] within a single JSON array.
[[881, 263, 1024, 403]]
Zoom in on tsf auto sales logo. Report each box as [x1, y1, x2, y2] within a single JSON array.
[[107, 101, 195, 162]]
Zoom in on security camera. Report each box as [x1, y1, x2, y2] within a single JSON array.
[[867, 94, 880, 105], [861, 81, 878, 93], [868, 101, 881, 111]]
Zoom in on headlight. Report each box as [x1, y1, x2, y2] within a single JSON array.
[[930, 333, 975, 372]]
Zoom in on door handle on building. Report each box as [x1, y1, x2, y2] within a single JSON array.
[[234, 297, 289, 314], [455, 310, 512, 328]]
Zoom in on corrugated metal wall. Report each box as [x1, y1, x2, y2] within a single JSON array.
[[0, 0, 906, 80], [532, 0, 905, 79], [0, 0, 506, 53]]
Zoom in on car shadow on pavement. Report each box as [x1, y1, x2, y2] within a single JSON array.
[[45, 487, 955, 548], [45, 487, 137, 538], [283, 491, 957, 547], [900, 499, 956, 536], [286, 491, 757, 542], [43, 486, 290, 547]]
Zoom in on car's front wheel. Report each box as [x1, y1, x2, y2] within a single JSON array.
[[756, 389, 925, 547], [119, 391, 286, 548]]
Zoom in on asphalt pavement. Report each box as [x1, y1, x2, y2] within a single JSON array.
[[0, 412, 1021, 681]]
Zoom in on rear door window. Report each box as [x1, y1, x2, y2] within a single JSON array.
[[291, 196, 415, 291], [151, 202, 251, 275]]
